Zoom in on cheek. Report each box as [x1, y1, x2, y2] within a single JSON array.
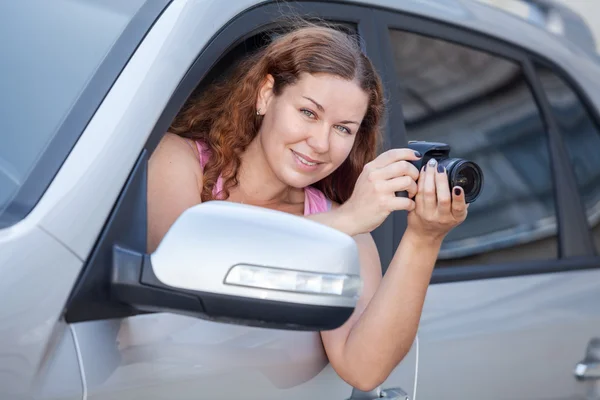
[[265, 105, 306, 144], [329, 136, 356, 166]]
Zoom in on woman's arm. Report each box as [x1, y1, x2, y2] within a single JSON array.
[[320, 230, 440, 392], [304, 206, 360, 237], [312, 158, 467, 392]]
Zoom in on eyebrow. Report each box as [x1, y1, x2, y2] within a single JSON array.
[[302, 96, 360, 125], [303, 96, 325, 112]]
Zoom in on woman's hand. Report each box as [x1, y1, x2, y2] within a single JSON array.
[[407, 157, 468, 242], [339, 148, 422, 236]]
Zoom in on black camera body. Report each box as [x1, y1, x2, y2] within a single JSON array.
[[402, 141, 483, 203]]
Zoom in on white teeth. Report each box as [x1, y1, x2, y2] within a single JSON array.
[[294, 152, 317, 166]]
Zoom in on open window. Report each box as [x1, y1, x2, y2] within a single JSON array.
[[64, 5, 366, 326]]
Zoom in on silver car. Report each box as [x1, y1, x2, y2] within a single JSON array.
[[2, 1, 600, 399]]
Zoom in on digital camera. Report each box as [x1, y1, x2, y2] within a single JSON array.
[[403, 141, 484, 203]]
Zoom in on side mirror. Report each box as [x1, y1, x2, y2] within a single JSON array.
[[111, 201, 362, 331]]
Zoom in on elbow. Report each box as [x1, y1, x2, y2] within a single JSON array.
[[337, 349, 412, 392], [352, 378, 384, 393], [341, 368, 389, 393], [351, 376, 385, 392]]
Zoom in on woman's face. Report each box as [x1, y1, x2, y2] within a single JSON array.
[[256, 72, 369, 189]]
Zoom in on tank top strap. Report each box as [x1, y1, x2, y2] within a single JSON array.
[[303, 186, 331, 215], [194, 140, 224, 198], [195, 140, 209, 168]]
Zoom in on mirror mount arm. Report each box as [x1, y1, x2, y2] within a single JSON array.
[[110, 245, 204, 315]]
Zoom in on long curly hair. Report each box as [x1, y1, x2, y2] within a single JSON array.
[[170, 21, 385, 204]]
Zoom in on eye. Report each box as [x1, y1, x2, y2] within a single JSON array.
[[335, 125, 351, 134], [301, 108, 316, 119]]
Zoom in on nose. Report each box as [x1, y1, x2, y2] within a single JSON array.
[[306, 123, 330, 154]]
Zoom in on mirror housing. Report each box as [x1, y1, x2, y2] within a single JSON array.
[[111, 201, 362, 331]]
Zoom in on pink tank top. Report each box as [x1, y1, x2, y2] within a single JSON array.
[[195, 141, 331, 215]]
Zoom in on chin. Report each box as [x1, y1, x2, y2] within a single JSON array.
[[282, 176, 316, 189], [275, 168, 319, 189]]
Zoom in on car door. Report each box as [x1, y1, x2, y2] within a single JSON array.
[[371, 5, 600, 400], [56, 1, 417, 399]]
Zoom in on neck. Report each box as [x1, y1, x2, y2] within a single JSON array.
[[236, 137, 297, 206]]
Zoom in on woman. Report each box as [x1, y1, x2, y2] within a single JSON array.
[[147, 22, 468, 391]]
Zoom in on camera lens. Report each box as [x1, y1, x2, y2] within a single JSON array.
[[441, 159, 483, 203]]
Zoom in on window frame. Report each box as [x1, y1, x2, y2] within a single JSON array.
[[530, 57, 600, 257], [0, 0, 174, 229], [65, 0, 393, 323], [371, 9, 598, 283]]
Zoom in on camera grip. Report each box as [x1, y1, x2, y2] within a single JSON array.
[[395, 159, 420, 198]]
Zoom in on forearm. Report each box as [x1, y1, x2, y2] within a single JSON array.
[[304, 206, 359, 237], [341, 229, 442, 387]]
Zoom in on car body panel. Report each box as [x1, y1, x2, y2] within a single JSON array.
[[419, 270, 600, 399], [31, 325, 84, 400], [0, 225, 83, 399], [71, 315, 416, 399], [73, 317, 340, 399]]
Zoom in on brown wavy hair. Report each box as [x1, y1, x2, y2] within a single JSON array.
[[170, 20, 384, 204]]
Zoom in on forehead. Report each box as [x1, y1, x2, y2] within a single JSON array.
[[285, 73, 369, 115]]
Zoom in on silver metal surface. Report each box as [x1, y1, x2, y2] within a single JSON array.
[[0, 226, 83, 399], [417, 270, 600, 399]]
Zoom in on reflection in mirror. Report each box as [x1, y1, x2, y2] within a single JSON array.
[[388, 30, 558, 266], [536, 64, 600, 254]]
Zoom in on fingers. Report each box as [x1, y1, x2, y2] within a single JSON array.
[[387, 196, 416, 212], [415, 165, 426, 211], [435, 164, 451, 214], [452, 186, 468, 219], [369, 148, 422, 169], [386, 176, 418, 198], [374, 160, 420, 182], [423, 158, 437, 211]]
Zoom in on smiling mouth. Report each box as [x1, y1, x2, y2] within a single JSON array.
[[291, 150, 323, 166]]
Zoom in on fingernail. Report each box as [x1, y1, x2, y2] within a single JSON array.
[[454, 187, 461, 196], [428, 158, 437, 167], [437, 165, 444, 173], [414, 151, 422, 158]]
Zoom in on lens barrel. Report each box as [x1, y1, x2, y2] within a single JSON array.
[[439, 158, 483, 203]]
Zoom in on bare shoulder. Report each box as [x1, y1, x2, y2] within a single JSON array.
[[150, 132, 200, 169], [147, 132, 204, 252], [149, 132, 205, 191]]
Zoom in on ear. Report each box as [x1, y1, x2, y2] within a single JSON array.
[[256, 74, 275, 115]]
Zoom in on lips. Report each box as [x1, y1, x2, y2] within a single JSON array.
[[291, 150, 323, 166]]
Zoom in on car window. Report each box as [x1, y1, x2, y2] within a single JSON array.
[[0, 0, 149, 226], [388, 29, 558, 266], [535, 64, 600, 254]]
